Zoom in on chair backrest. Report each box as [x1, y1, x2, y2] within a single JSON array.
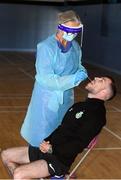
[[51, 136, 98, 180], [67, 136, 98, 179], [87, 136, 98, 149]]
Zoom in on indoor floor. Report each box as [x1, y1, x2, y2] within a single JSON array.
[[0, 52, 121, 179]]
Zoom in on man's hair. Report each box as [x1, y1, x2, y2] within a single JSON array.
[[58, 10, 81, 24], [106, 76, 117, 101]]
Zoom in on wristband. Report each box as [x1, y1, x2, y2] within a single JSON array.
[[48, 146, 53, 154]]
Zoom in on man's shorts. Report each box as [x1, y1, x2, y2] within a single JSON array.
[[29, 145, 69, 177]]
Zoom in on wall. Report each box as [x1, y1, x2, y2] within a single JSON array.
[[0, 4, 60, 51], [0, 3, 121, 74], [78, 4, 121, 75]]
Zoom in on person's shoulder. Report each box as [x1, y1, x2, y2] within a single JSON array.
[[72, 39, 79, 45], [72, 40, 81, 51], [87, 99, 106, 118], [37, 34, 56, 49], [72, 101, 83, 109]]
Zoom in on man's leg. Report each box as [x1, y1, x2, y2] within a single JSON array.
[[13, 159, 50, 179], [1, 146, 29, 177]]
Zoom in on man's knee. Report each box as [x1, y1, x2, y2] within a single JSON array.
[[1, 149, 9, 164], [13, 167, 24, 179], [14, 166, 31, 179]]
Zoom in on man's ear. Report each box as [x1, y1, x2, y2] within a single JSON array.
[[101, 89, 109, 101], [98, 89, 107, 100]]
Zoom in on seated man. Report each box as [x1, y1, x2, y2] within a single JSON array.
[[1, 76, 116, 179]]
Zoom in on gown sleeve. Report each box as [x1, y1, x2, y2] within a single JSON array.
[[35, 42, 87, 91]]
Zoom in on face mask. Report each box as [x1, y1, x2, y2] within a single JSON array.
[[62, 32, 77, 41]]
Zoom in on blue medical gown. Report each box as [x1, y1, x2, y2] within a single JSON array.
[[20, 34, 87, 147]]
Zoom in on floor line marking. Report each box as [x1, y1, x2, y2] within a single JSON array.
[[0, 54, 34, 80], [0, 105, 27, 108], [18, 68, 34, 80], [0, 110, 26, 113], [104, 126, 121, 142], [0, 97, 30, 99], [0, 93, 31, 96], [93, 147, 121, 151], [107, 110, 120, 112], [15, 53, 35, 64], [111, 106, 121, 112]]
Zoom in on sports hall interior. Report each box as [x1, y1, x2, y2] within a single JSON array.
[[0, 1, 121, 179]]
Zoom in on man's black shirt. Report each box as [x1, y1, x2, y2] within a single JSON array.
[[45, 98, 106, 167]]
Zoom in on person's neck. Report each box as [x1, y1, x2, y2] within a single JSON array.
[[87, 93, 104, 101]]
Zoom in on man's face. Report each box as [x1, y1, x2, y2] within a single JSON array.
[[85, 77, 112, 94]]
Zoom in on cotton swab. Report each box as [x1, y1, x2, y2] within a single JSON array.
[[87, 76, 93, 83]]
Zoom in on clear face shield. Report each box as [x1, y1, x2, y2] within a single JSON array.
[[58, 23, 83, 46]]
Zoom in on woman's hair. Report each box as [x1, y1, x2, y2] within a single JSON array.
[[58, 10, 81, 24]]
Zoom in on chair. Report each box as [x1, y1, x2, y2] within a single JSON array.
[[67, 136, 98, 179], [51, 136, 98, 180]]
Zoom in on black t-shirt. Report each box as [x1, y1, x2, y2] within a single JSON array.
[[45, 98, 106, 167]]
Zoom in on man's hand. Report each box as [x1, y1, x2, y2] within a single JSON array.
[[39, 141, 52, 153]]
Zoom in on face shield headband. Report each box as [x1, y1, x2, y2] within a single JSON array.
[[58, 23, 83, 33], [58, 23, 84, 46]]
